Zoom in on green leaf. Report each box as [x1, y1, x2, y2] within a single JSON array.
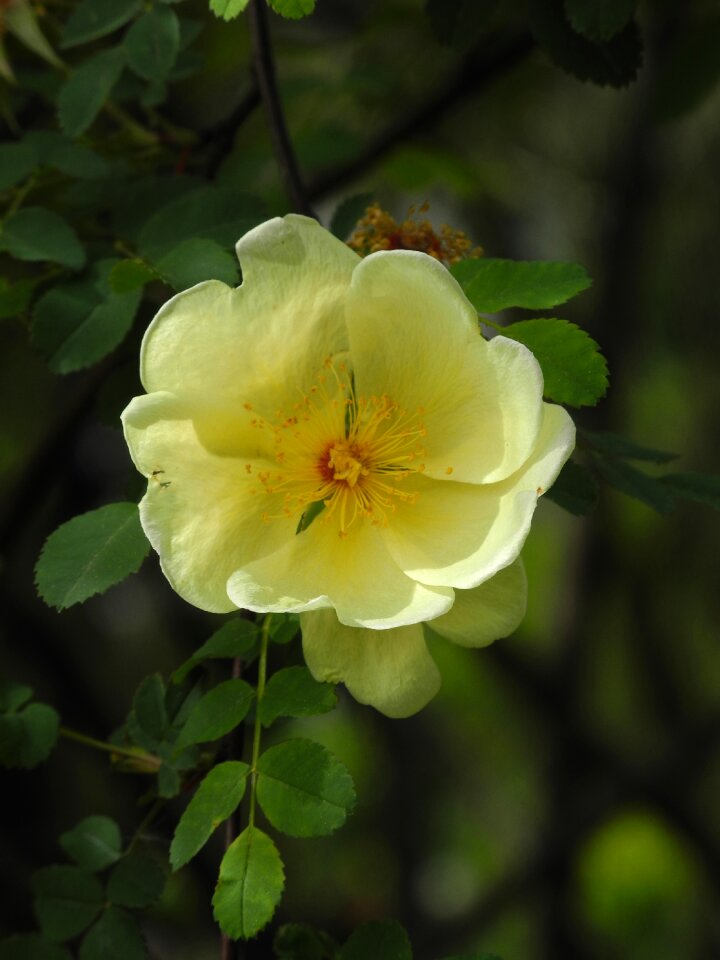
[[174, 679, 255, 749], [501, 318, 608, 407], [60, 816, 122, 872], [564, 0, 636, 42], [260, 667, 336, 727], [79, 907, 146, 960], [124, 7, 180, 82], [157, 763, 181, 798], [0, 208, 85, 270], [137, 185, 265, 260], [580, 430, 678, 463], [659, 472, 720, 510], [32, 866, 104, 941], [545, 460, 598, 515], [0, 141, 38, 191], [451, 258, 591, 314], [170, 761, 250, 869], [35, 503, 150, 610], [593, 456, 675, 514], [0, 277, 36, 319], [528, 0, 642, 88], [131, 674, 168, 743], [209, 0, 250, 20], [0, 677, 33, 713], [32, 273, 141, 374], [24, 132, 111, 180], [274, 923, 338, 960], [267, 0, 316, 19], [109, 259, 158, 294], [5, 3, 63, 68], [340, 920, 412, 960], [256, 739, 355, 838], [654, 17, 720, 121], [156, 237, 240, 291], [0, 934, 73, 960], [329, 193, 373, 240], [58, 48, 126, 139], [61, 0, 142, 49], [212, 826, 284, 940], [172, 618, 258, 683], [0, 702, 59, 769], [107, 850, 165, 908]]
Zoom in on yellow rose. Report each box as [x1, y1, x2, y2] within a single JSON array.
[[122, 215, 574, 716]]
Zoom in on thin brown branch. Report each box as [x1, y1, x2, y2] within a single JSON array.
[[247, 0, 314, 216], [308, 31, 535, 201]]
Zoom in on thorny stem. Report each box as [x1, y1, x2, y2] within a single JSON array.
[[246, 0, 314, 217]]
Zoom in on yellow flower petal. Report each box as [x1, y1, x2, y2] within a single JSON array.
[[141, 216, 359, 414], [428, 559, 527, 647], [382, 402, 575, 588], [123, 392, 294, 612], [346, 251, 544, 483], [300, 609, 441, 718], [226, 517, 454, 629]]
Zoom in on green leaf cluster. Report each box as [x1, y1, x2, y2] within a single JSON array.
[[0, 679, 59, 769], [20, 813, 165, 960]]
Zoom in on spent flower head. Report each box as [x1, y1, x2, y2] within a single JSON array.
[[122, 215, 574, 716]]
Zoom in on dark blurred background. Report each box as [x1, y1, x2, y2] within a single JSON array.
[[1, 1, 719, 958]]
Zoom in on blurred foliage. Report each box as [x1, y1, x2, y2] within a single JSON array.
[[1, 0, 720, 958]]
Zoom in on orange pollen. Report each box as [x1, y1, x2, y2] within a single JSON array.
[[249, 359, 426, 536]]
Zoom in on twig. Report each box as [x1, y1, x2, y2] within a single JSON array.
[[308, 32, 534, 200], [246, 0, 314, 216]]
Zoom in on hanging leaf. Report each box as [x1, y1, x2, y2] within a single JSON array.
[[174, 679, 255, 749], [580, 430, 678, 463], [156, 238, 240, 291], [170, 761, 250, 869], [0, 141, 38, 191], [501, 318, 608, 407], [267, 0, 316, 19], [659, 472, 720, 510], [592, 456, 675, 514], [137, 185, 265, 260], [0, 702, 59, 769], [212, 827, 285, 939], [58, 48, 126, 139], [545, 460, 598, 515], [60, 816, 122, 872], [172, 618, 258, 683], [124, 7, 180, 82], [564, 0, 636, 42], [32, 867, 104, 942], [32, 272, 142, 374], [209, 0, 251, 20], [528, 0, 642, 87], [78, 907, 147, 960], [451, 258, 591, 314], [259, 667, 337, 727], [61, 0, 143, 49], [340, 920, 412, 960], [35, 503, 150, 610], [0, 207, 85, 270], [256, 739, 355, 838]]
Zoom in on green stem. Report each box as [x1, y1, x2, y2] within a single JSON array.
[[104, 101, 160, 147], [479, 313, 504, 333], [59, 726, 161, 770], [248, 613, 272, 828], [2, 171, 38, 222]]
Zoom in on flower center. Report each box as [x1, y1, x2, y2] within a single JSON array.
[[245, 359, 427, 537]]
